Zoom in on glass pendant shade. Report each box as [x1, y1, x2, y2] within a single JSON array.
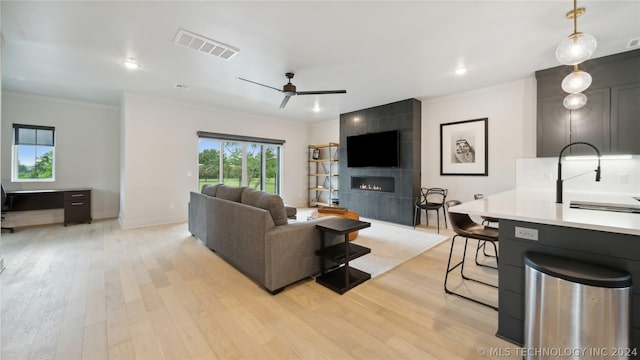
[[561, 70, 592, 93], [563, 93, 588, 110], [556, 32, 597, 65]]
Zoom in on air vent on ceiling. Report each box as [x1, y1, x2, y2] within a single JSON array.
[[627, 37, 640, 49], [173, 28, 239, 61]]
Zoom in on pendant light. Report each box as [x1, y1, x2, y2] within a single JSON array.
[[561, 65, 592, 94], [556, 0, 597, 110], [563, 93, 588, 110]]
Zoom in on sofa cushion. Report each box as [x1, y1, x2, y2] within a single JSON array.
[[216, 185, 246, 202], [201, 184, 220, 197], [241, 188, 289, 226]]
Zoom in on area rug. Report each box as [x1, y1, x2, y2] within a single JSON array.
[[348, 218, 448, 278]]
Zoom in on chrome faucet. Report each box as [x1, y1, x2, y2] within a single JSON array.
[[556, 142, 601, 204]]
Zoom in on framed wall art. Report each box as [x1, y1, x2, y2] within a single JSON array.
[[440, 118, 488, 176]]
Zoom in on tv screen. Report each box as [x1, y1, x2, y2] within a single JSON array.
[[346, 130, 399, 167]]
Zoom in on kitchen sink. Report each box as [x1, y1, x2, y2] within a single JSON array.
[[570, 200, 640, 214]]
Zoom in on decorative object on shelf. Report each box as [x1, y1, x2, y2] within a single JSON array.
[[556, 0, 597, 110], [312, 148, 320, 160], [440, 118, 488, 176]]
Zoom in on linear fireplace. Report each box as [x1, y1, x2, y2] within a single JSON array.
[[351, 176, 395, 193]]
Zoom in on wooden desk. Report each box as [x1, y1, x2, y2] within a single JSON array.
[[6, 188, 92, 226]]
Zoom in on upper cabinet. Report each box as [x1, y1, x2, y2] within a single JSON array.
[[611, 83, 640, 154], [536, 49, 640, 157]]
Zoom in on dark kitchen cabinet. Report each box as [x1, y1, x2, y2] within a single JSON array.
[[537, 88, 609, 157], [536, 49, 640, 157], [611, 83, 640, 155]]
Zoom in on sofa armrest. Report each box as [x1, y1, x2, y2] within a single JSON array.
[[263, 217, 341, 291], [188, 191, 210, 246], [284, 204, 297, 219]]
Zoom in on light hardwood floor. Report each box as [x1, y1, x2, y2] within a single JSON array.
[[1, 219, 520, 359]]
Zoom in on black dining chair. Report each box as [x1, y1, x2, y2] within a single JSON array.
[[1, 184, 14, 233], [413, 187, 448, 233], [473, 194, 499, 269], [444, 199, 498, 310]]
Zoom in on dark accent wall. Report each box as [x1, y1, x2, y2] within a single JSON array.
[[339, 98, 421, 226]]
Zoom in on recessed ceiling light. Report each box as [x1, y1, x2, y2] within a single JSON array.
[[454, 67, 467, 75], [124, 57, 139, 70]]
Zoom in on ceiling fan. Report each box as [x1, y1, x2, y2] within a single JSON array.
[[238, 72, 347, 109]]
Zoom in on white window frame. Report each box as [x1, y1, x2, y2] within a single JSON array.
[[12, 124, 56, 182]]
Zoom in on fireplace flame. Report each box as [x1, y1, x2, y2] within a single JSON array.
[[359, 184, 383, 191]]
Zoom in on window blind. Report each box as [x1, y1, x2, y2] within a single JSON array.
[[197, 131, 285, 145], [14, 124, 55, 146]]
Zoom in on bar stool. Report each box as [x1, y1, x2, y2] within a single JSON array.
[[473, 194, 499, 269], [444, 199, 499, 310]]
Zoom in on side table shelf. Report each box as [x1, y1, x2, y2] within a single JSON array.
[[315, 218, 372, 294]]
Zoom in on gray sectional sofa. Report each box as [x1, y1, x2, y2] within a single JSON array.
[[188, 184, 340, 294]]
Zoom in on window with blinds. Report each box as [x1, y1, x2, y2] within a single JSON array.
[[13, 124, 56, 181]]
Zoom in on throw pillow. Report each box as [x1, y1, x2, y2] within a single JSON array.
[[241, 188, 288, 226], [201, 184, 220, 197], [215, 185, 246, 202]]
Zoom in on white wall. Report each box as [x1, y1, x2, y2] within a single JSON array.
[[119, 93, 312, 228], [309, 118, 339, 145], [419, 77, 537, 205], [1, 92, 120, 226]]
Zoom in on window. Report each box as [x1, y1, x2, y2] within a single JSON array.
[[13, 124, 56, 181], [197, 132, 283, 194]]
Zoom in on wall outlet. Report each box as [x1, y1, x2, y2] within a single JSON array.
[[515, 226, 538, 241], [619, 173, 628, 184]]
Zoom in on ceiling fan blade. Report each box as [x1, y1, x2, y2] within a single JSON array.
[[296, 90, 347, 95], [237, 77, 283, 92], [279, 95, 292, 108]]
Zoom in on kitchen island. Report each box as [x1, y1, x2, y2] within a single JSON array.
[[449, 189, 640, 347]]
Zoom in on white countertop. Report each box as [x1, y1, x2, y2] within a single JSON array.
[[448, 189, 640, 236]]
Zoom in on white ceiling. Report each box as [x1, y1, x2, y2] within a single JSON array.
[[2, 1, 639, 123]]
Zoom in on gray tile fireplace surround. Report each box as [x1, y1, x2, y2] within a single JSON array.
[[339, 98, 421, 226]]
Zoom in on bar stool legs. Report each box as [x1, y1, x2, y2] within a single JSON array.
[[474, 240, 498, 269], [444, 234, 499, 311]]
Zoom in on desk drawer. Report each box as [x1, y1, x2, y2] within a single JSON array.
[[64, 190, 90, 202], [64, 190, 91, 225]]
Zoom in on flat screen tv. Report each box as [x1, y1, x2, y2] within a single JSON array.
[[346, 130, 399, 167]]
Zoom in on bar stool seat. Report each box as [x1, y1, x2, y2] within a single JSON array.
[[444, 199, 499, 310]]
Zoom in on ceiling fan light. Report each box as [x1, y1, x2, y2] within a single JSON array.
[[561, 70, 592, 93], [563, 93, 588, 110], [556, 32, 598, 65]]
